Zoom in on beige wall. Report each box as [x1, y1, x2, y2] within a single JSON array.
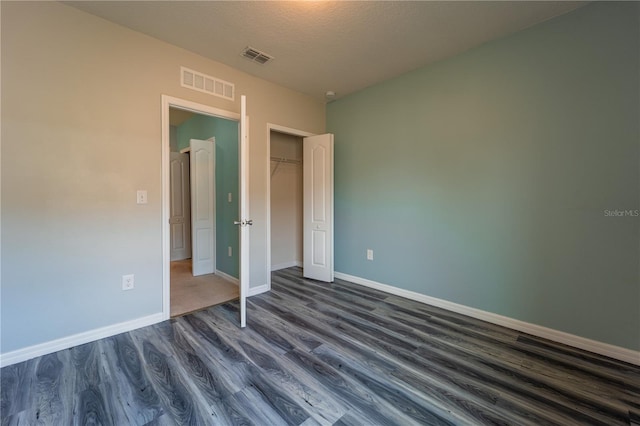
[[169, 125, 178, 153], [270, 132, 303, 269], [0, 1, 325, 353]]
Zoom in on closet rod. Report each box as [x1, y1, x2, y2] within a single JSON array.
[[270, 156, 301, 165], [270, 156, 301, 178]]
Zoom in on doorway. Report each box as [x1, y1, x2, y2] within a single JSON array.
[[266, 124, 335, 289], [164, 102, 241, 318], [270, 131, 304, 272]]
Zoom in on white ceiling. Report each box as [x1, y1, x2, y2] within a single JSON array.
[[67, 1, 586, 101]]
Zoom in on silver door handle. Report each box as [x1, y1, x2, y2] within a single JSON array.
[[234, 220, 243, 226], [246, 220, 253, 226], [234, 219, 254, 226]]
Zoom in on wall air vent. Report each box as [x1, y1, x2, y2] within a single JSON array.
[[180, 66, 234, 101], [241, 46, 274, 65]]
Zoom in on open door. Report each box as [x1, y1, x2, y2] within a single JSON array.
[[169, 152, 191, 261], [190, 138, 215, 276], [237, 95, 251, 327], [303, 134, 334, 282]]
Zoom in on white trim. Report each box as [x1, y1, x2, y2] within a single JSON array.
[[248, 284, 269, 297], [162, 95, 240, 321], [271, 260, 302, 271], [215, 269, 239, 285], [268, 123, 315, 138], [0, 313, 164, 367], [265, 123, 316, 292], [179, 147, 190, 154], [334, 272, 640, 366], [0, 3, 3, 355], [239, 97, 249, 328]]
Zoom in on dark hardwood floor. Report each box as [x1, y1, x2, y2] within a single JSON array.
[[2, 267, 639, 425]]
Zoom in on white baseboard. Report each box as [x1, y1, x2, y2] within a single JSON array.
[[214, 269, 266, 296], [271, 260, 302, 271], [334, 272, 640, 366], [6, 274, 635, 367], [248, 284, 269, 297], [0, 312, 164, 368], [215, 269, 239, 285]]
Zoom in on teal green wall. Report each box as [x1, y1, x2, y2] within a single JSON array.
[[327, 2, 639, 351], [177, 115, 239, 278]]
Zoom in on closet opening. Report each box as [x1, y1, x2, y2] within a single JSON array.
[[168, 107, 239, 317], [269, 130, 304, 273], [266, 124, 334, 289]]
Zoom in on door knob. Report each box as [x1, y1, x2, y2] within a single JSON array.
[[246, 220, 253, 226], [234, 220, 243, 225]]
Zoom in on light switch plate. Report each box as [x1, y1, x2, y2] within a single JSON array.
[[137, 190, 148, 204]]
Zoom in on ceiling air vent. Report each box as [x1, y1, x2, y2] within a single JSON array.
[[180, 66, 234, 101], [241, 46, 274, 65]]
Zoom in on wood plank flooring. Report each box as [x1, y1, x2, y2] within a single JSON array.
[[2, 267, 639, 425]]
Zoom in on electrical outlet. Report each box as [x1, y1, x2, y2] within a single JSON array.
[[122, 274, 134, 290], [367, 249, 374, 261], [228, 246, 232, 257]]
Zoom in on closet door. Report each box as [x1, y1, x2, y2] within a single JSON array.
[[303, 134, 334, 282]]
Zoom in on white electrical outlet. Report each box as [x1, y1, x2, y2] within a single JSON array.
[[122, 274, 135, 290], [228, 246, 232, 257], [367, 249, 374, 261]]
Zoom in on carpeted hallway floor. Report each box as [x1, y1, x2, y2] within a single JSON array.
[[170, 259, 239, 317]]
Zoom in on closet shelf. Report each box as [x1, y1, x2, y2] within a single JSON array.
[[270, 156, 301, 178], [270, 156, 301, 165]]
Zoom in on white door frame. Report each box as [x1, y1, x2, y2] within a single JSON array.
[[161, 95, 240, 320], [266, 123, 315, 291]]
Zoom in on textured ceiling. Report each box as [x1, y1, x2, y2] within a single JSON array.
[[66, 1, 586, 101]]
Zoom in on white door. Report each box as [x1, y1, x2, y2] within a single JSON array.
[[237, 95, 250, 327], [170, 152, 191, 261], [303, 134, 334, 282], [190, 138, 215, 276]]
